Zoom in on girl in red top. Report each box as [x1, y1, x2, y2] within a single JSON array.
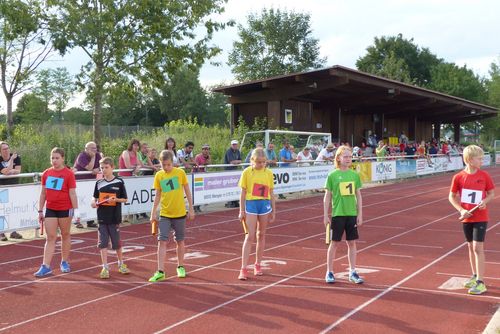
[[449, 145, 494, 295], [35, 147, 80, 277]]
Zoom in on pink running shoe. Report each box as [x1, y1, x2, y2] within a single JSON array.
[[254, 263, 263, 276], [238, 268, 248, 280]]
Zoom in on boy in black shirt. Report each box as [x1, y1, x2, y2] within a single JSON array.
[[91, 157, 130, 279]]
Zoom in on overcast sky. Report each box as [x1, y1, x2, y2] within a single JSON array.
[[3, 0, 500, 111]]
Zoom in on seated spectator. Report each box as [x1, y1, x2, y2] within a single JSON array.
[[245, 141, 264, 164], [289, 145, 298, 167], [194, 144, 212, 173], [279, 140, 296, 167], [265, 142, 278, 166], [148, 148, 161, 170], [405, 142, 416, 158], [0, 141, 23, 240], [119, 139, 143, 177], [315, 143, 335, 165], [428, 143, 438, 155], [164, 137, 180, 167], [297, 146, 313, 166], [73, 141, 102, 228], [138, 142, 156, 175], [177, 141, 196, 171]]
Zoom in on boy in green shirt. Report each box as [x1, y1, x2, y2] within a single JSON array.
[[323, 145, 364, 284]]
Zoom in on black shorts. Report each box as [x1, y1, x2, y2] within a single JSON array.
[[98, 224, 121, 250], [45, 208, 73, 218], [331, 216, 359, 242], [463, 222, 487, 242]]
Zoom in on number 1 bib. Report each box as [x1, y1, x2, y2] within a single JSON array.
[[252, 183, 270, 198], [339, 181, 355, 196], [160, 177, 180, 193], [46, 176, 64, 191], [461, 188, 482, 205]]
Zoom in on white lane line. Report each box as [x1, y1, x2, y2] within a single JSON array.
[[426, 229, 461, 233], [391, 243, 443, 249], [319, 221, 500, 333], [485, 250, 500, 253], [196, 228, 235, 233], [485, 261, 500, 265], [341, 264, 402, 271], [363, 225, 405, 230], [266, 233, 299, 238], [189, 249, 238, 256], [379, 253, 413, 258], [263, 256, 313, 263], [301, 247, 326, 251], [436, 272, 500, 281]]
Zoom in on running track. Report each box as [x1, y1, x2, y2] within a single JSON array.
[[0, 169, 499, 333]]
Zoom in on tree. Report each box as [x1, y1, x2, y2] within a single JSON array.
[[228, 8, 327, 82], [206, 90, 229, 126], [47, 0, 231, 145], [363, 50, 413, 84], [33, 67, 74, 121], [0, 0, 53, 132], [356, 34, 442, 86], [480, 59, 500, 143], [64, 107, 92, 125], [14, 92, 51, 123], [427, 62, 486, 103]]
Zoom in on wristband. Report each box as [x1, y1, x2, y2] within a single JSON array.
[[38, 210, 43, 213]]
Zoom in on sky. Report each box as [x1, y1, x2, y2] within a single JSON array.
[[2, 0, 500, 111]]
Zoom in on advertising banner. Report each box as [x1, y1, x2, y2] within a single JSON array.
[[371, 161, 396, 181], [396, 160, 416, 178]]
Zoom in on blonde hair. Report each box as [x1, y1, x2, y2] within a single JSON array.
[[250, 147, 266, 163], [99, 157, 114, 167], [334, 145, 352, 169], [462, 145, 483, 164]]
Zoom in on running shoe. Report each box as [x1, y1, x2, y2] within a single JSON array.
[[468, 281, 487, 295], [60, 260, 71, 273], [176, 266, 186, 278], [100, 267, 110, 279], [349, 271, 364, 284], [238, 268, 248, 280], [325, 271, 335, 284], [464, 275, 477, 288], [34, 264, 52, 277], [148, 271, 166, 282], [254, 263, 263, 276], [118, 263, 130, 275]]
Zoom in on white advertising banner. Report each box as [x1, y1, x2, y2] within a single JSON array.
[[192, 165, 333, 204], [483, 154, 491, 166], [416, 156, 463, 176], [371, 161, 396, 181]]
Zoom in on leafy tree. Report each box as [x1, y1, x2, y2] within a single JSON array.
[[363, 50, 413, 84], [480, 59, 500, 143], [159, 66, 208, 123], [47, 0, 231, 145], [0, 0, 53, 132], [356, 34, 442, 86], [427, 62, 487, 103], [64, 107, 92, 125], [228, 8, 326, 82], [14, 92, 51, 123], [33, 67, 74, 121], [206, 90, 229, 126]]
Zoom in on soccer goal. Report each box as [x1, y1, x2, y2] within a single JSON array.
[[240, 129, 332, 152]]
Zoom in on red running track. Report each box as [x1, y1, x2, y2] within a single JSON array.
[[0, 168, 499, 333]]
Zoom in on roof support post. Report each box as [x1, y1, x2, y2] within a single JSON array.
[[454, 122, 460, 143], [433, 122, 441, 141], [408, 115, 417, 142]]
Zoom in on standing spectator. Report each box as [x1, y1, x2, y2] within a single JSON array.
[[265, 142, 278, 167], [245, 141, 264, 163], [367, 131, 377, 148], [149, 148, 161, 170], [297, 146, 313, 166], [192, 144, 212, 213], [224, 140, 242, 208], [315, 143, 335, 165], [289, 145, 298, 167], [399, 131, 409, 145], [177, 141, 196, 171], [73, 141, 102, 228], [375, 140, 387, 162], [35, 147, 79, 277], [164, 137, 180, 167], [405, 142, 416, 158], [119, 139, 143, 177], [0, 141, 22, 240], [428, 143, 438, 156]]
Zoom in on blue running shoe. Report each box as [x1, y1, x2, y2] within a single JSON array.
[[34, 264, 52, 277], [325, 271, 335, 284], [60, 261, 71, 273], [349, 271, 364, 284]]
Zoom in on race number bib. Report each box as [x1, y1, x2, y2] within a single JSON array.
[[160, 177, 180, 193], [46, 176, 64, 191], [339, 181, 355, 196], [461, 188, 482, 205], [252, 183, 270, 198]]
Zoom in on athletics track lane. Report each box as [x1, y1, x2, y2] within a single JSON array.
[[0, 168, 498, 333]]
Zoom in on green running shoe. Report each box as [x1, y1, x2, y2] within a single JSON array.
[[100, 267, 110, 279], [148, 271, 166, 282], [177, 266, 186, 278], [468, 281, 487, 295], [464, 275, 477, 288]]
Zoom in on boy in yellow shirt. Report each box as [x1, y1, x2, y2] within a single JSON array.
[[149, 150, 195, 282]]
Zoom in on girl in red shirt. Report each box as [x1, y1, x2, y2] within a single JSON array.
[[35, 147, 80, 277]]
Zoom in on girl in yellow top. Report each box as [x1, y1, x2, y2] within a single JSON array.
[[238, 148, 276, 280]]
